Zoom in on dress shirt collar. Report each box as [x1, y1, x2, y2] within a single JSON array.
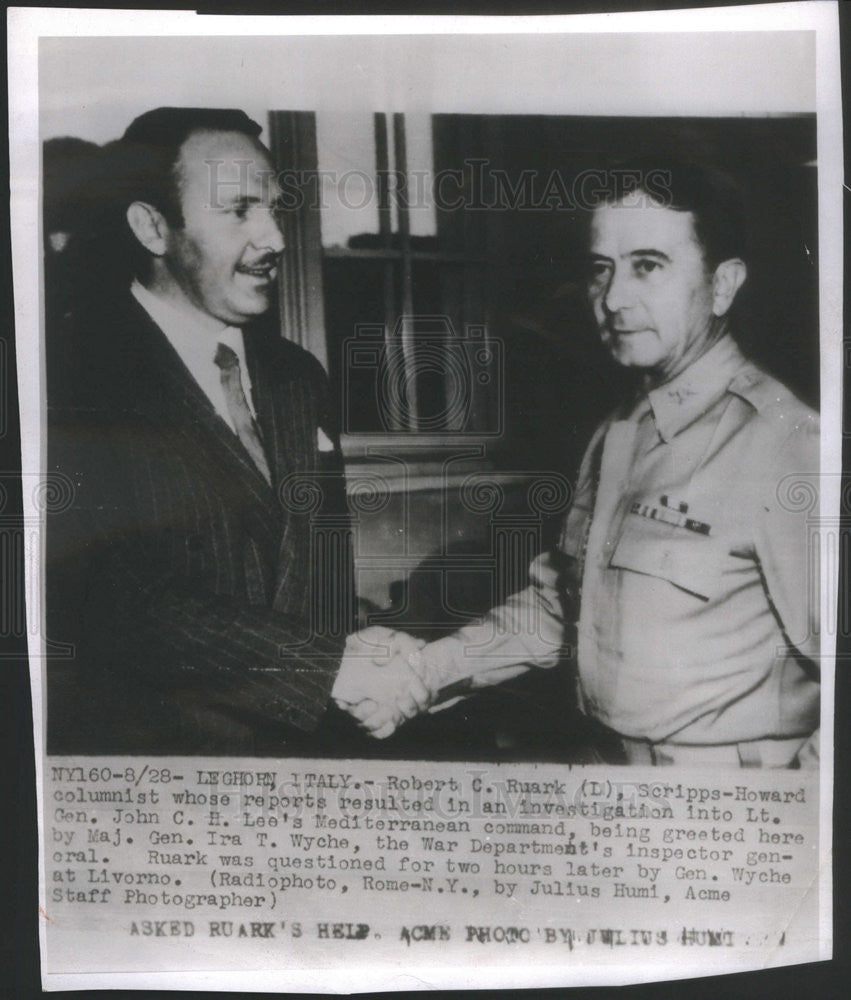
[[643, 334, 747, 443], [132, 277, 225, 338], [131, 280, 254, 426]]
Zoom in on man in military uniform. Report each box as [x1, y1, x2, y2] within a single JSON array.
[[355, 161, 820, 767]]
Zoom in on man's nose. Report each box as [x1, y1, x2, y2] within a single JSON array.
[[251, 209, 285, 254], [601, 266, 635, 315]]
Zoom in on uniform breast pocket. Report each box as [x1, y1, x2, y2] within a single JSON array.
[[609, 512, 727, 602]]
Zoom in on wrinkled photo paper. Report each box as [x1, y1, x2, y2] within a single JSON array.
[[8, 3, 842, 992]]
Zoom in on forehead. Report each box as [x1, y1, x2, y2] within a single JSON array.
[[589, 199, 702, 257], [175, 129, 276, 197]]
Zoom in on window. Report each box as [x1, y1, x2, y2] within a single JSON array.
[[269, 111, 499, 449], [270, 112, 819, 477]]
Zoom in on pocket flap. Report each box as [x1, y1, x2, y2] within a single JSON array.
[[610, 513, 725, 600]]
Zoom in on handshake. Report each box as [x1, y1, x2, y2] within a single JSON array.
[[331, 626, 450, 739]]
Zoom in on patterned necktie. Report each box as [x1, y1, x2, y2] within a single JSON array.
[[213, 342, 272, 485]]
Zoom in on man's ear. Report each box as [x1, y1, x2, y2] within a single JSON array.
[[125, 201, 170, 257], [711, 258, 747, 317]]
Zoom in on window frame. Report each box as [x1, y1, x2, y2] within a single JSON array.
[[268, 109, 501, 479]]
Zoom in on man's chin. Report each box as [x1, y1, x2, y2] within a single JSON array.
[[215, 307, 270, 327], [605, 333, 662, 370], [230, 291, 274, 324]]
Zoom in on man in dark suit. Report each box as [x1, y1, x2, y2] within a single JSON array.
[[47, 107, 426, 753]]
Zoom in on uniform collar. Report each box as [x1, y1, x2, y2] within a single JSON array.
[[644, 334, 747, 443]]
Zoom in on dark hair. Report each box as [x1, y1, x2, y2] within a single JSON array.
[[591, 157, 749, 269], [117, 106, 264, 226], [92, 107, 264, 284]]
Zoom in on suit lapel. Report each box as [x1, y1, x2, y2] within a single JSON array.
[[244, 331, 324, 616], [244, 331, 318, 484], [125, 297, 280, 533], [118, 296, 330, 620]]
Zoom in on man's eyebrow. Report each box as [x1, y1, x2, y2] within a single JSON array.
[[220, 194, 262, 208], [627, 249, 671, 261], [220, 194, 286, 211]]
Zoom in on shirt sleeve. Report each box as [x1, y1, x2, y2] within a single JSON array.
[[419, 548, 573, 695], [416, 423, 607, 698], [755, 410, 820, 668]]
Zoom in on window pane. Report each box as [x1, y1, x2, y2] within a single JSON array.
[[403, 113, 437, 238], [403, 309, 447, 433], [410, 262, 477, 431], [324, 258, 390, 432], [316, 113, 380, 249]]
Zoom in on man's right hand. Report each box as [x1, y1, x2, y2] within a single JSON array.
[[332, 627, 433, 737]]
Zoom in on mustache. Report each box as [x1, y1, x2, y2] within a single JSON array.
[[238, 252, 281, 269]]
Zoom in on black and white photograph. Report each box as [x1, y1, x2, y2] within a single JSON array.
[[40, 43, 823, 767], [9, 4, 841, 991]]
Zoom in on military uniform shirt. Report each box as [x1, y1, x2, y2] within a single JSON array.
[[425, 335, 819, 746]]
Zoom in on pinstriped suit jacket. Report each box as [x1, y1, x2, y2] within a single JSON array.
[[47, 293, 353, 753]]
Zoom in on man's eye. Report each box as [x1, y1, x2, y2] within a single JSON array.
[[587, 262, 611, 283], [226, 202, 252, 220], [634, 259, 661, 276]]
